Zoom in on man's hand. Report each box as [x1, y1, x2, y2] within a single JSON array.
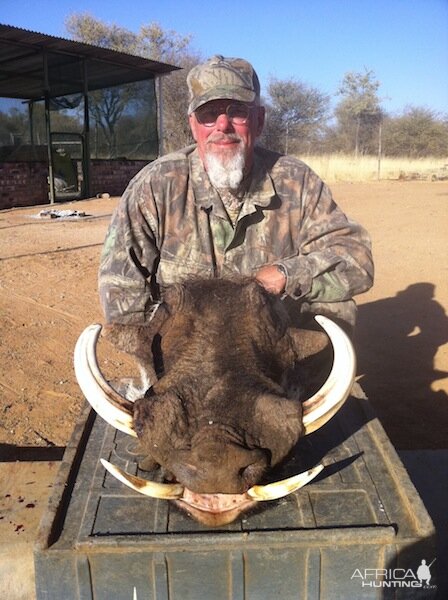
[[255, 265, 287, 295]]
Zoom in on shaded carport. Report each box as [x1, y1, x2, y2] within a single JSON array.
[[0, 24, 179, 205]]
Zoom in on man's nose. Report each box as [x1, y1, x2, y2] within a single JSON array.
[[215, 112, 233, 132]]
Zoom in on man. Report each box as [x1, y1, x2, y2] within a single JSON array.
[[99, 55, 373, 333]]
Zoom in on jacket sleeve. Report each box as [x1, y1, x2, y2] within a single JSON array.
[[278, 167, 374, 303], [98, 171, 161, 325]]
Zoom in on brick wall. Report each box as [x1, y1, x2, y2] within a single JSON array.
[[0, 162, 49, 209], [90, 160, 148, 197], [0, 159, 150, 209]]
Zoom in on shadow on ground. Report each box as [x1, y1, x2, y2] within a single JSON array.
[[356, 282, 448, 449], [0, 444, 65, 462]]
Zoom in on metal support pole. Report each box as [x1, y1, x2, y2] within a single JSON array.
[[83, 59, 91, 198], [28, 102, 34, 147], [43, 51, 55, 205], [156, 75, 164, 157], [45, 94, 55, 204]]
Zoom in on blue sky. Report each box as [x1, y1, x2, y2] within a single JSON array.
[[2, 0, 447, 115]]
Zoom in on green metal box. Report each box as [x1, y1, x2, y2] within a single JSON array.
[[34, 388, 437, 599]]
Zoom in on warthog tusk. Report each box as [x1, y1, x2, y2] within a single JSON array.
[[246, 463, 324, 501], [100, 459, 184, 499], [74, 324, 137, 437], [302, 316, 356, 435], [75, 315, 354, 439], [100, 458, 323, 505]]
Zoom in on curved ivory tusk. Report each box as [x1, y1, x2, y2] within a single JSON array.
[[101, 458, 322, 504], [100, 459, 184, 499], [74, 324, 137, 437], [247, 463, 324, 501], [302, 315, 356, 435]]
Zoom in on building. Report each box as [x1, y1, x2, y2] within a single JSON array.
[[0, 24, 179, 208]]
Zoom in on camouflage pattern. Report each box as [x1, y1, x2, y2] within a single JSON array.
[[187, 55, 260, 114], [98, 145, 374, 328]]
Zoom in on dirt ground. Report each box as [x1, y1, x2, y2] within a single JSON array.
[[0, 181, 446, 452]]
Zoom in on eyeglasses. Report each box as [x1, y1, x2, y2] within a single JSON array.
[[194, 103, 254, 127]]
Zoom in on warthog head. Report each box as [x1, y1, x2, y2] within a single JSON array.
[[75, 278, 355, 525]]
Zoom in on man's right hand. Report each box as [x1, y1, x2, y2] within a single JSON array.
[[255, 264, 287, 295]]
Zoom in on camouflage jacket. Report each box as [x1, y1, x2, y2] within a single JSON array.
[[99, 145, 374, 326]]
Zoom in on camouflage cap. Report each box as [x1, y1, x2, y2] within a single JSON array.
[[187, 55, 261, 114]]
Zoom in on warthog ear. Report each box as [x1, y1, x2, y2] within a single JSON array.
[[251, 393, 304, 466], [287, 328, 329, 362], [133, 391, 190, 458], [246, 279, 278, 307], [102, 303, 171, 366], [160, 283, 185, 314]]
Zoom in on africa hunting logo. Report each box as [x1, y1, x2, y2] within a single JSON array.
[[351, 559, 437, 590]]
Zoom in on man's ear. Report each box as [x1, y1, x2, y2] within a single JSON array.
[[189, 113, 198, 141], [255, 106, 265, 137]]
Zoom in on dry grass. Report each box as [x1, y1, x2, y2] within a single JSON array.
[[298, 154, 448, 182]]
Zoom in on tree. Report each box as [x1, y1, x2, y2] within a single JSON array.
[[261, 77, 330, 154], [382, 107, 448, 157], [65, 13, 202, 154], [334, 69, 382, 156], [87, 85, 146, 158], [0, 106, 29, 145], [0, 102, 81, 151]]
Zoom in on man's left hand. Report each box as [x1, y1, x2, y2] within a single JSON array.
[[255, 265, 287, 295]]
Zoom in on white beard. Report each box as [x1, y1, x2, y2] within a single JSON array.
[[205, 146, 245, 190]]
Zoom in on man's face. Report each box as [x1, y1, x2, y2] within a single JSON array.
[[189, 99, 265, 175]]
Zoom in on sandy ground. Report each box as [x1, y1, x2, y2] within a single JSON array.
[[0, 181, 446, 452]]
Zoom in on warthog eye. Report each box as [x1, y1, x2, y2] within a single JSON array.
[[240, 462, 266, 488], [173, 462, 198, 483]]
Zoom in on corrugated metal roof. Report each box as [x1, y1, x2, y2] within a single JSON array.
[[0, 24, 180, 100]]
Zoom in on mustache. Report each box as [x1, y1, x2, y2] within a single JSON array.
[[206, 133, 242, 144]]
